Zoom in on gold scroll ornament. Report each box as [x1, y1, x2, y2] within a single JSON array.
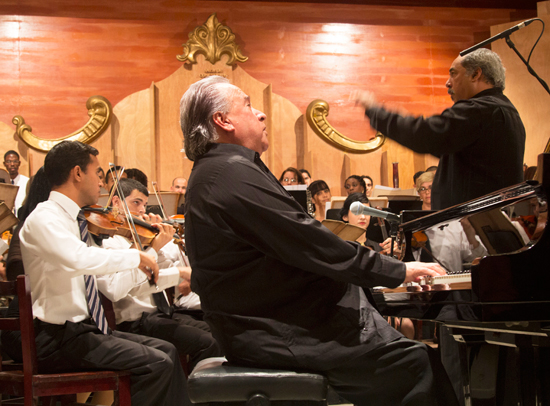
[[306, 99, 385, 153], [12, 96, 112, 152], [176, 13, 248, 66]]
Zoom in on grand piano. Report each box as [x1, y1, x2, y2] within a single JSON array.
[[374, 153, 550, 406]]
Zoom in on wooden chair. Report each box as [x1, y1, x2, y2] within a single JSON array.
[[0, 274, 132, 406]]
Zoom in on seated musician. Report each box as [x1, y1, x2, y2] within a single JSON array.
[[339, 192, 397, 255], [416, 171, 434, 211], [125, 168, 148, 187], [104, 164, 127, 192], [344, 175, 367, 196], [278, 166, 305, 186], [97, 178, 223, 370], [299, 168, 312, 186], [18, 141, 188, 406], [361, 175, 374, 197], [180, 76, 458, 405], [1, 167, 52, 363], [414, 218, 487, 274], [308, 179, 332, 221]]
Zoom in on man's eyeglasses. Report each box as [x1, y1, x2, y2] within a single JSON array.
[[418, 186, 432, 192], [283, 178, 297, 183], [4, 160, 19, 164]]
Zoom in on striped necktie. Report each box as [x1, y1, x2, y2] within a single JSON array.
[[77, 211, 110, 335]]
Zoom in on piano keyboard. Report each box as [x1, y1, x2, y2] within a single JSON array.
[[420, 272, 472, 286], [378, 272, 472, 293]]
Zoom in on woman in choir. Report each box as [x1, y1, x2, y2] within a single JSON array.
[[344, 175, 367, 196], [361, 175, 374, 197], [339, 193, 397, 255], [416, 171, 434, 211], [278, 167, 305, 186], [308, 180, 331, 222], [299, 169, 312, 186], [339, 192, 413, 339]]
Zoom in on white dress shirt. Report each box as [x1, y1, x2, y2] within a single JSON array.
[[414, 220, 487, 273], [12, 174, 29, 217], [19, 191, 140, 325], [98, 235, 180, 323]]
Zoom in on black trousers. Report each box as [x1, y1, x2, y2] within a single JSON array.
[[117, 310, 223, 370], [325, 338, 459, 406], [34, 319, 190, 406]]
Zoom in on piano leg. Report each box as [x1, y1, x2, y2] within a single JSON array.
[[445, 326, 550, 406]]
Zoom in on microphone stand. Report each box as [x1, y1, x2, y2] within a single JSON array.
[[504, 35, 550, 96], [386, 218, 401, 258]]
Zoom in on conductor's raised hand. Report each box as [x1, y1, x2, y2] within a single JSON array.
[[350, 89, 379, 110], [138, 251, 159, 284], [403, 262, 445, 283]]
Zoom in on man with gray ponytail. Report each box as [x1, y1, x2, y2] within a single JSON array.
[[180, 76, 458, 405], [354, 48, 525, 210]]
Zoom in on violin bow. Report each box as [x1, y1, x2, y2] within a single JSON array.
[[105, 164, 125, 209], [110, 164, 159, 289], [151, 181, 168, 221]]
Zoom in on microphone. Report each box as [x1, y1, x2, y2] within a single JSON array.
[[459, 19, 536, 57], [350, 202, 400, 223]]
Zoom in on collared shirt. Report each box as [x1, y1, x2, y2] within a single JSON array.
[[97, 235, 180, 323], [12, 174, 29, 217], [20, 191, 140, 325], [185, 143, 405, 370], [366, 88, 525, 210]]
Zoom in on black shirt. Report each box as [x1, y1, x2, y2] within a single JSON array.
[[366, 88, 525, 210], [185, 143, 405, 371]]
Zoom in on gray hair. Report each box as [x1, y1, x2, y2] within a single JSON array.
[[179, 76, 234, 161], [461, 48, 506, 90]]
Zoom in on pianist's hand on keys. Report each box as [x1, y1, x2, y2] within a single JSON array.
[[403, 262, 446, 283]]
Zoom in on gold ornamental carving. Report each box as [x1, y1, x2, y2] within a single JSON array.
[[177, 13, 248, 66], [306, 99, 385, 153], [12, 95, 113, 152]]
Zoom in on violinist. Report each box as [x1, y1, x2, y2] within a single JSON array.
[[97, 178, 223, 370], [19, 141, 188, 406]]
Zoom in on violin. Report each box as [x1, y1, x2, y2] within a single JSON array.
[[83, 205, 160, 247]]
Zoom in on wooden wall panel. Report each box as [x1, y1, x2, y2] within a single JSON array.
[[0, 0, 537, 193]]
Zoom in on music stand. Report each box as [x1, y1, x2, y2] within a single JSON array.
[[146, 192, 184, 217], [284, 185, 309, 213], [0, 169, 9, 184]]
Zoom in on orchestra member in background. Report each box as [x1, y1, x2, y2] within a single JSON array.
[[425, 166, 438, 175], [171, 177, 188, 195], [353, 48, 525, 210], [4, 150, 29, 217], [344, 175, 367, 196], [339, 193, 398, 256], [98, 167, 106, 187], [413, 171, 424, 185], [278, 167, 305, 186], [299, 169, 312, 185], [125, 168, 148, 188], [416, 171, 434, 211], [180, 76, 457, 406], [98, 178, 222, 370], [361, 175, 374, 197], [105, 165, 127, 192], [308, 179, 332, 222], [19, 141, 188, 406]]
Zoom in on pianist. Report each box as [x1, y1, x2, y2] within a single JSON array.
[[353, 48, 525, 210], [180, 76, 458, 406]]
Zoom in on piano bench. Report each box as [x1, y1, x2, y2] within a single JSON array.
[[187, 358, 328, 406]]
